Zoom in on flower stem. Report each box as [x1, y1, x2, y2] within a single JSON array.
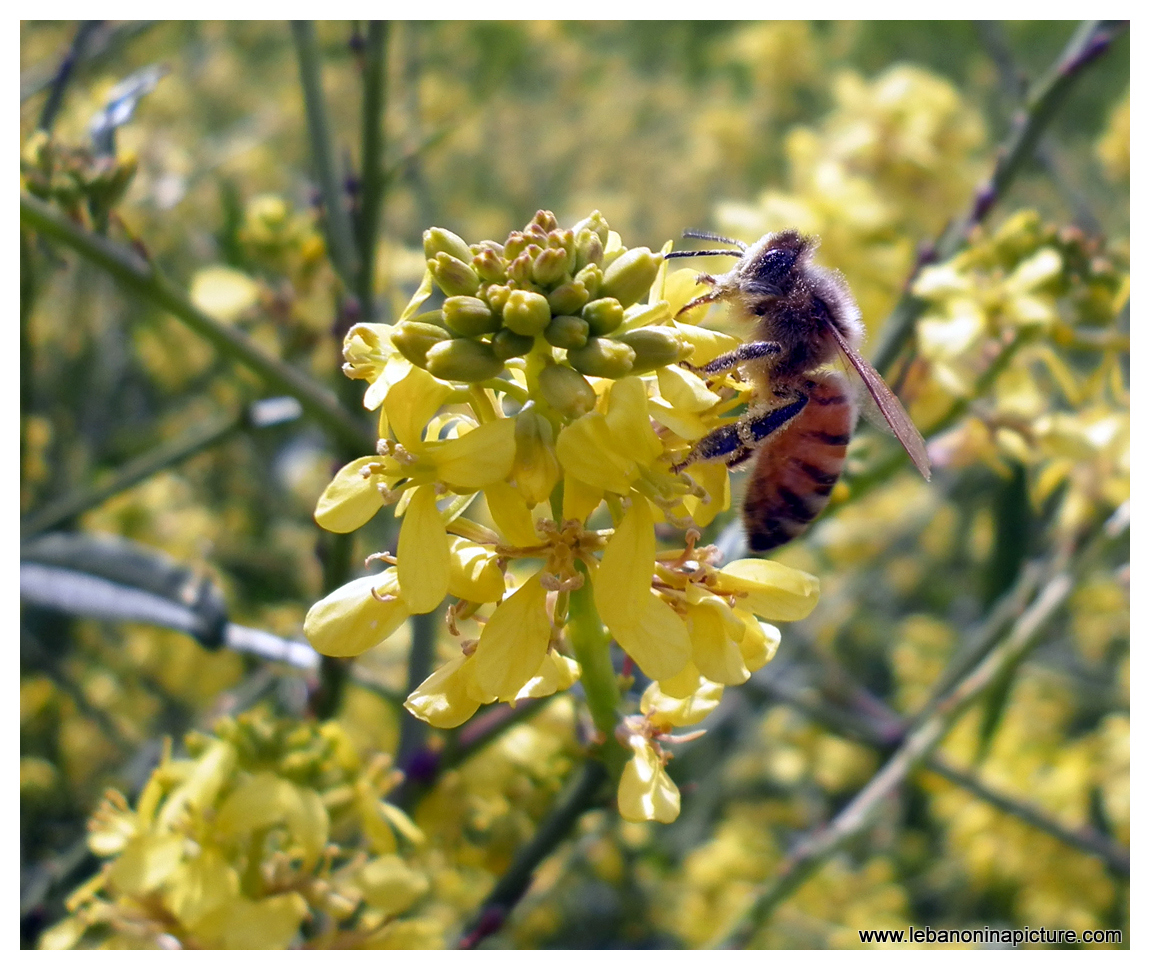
[[567, 562, 626, 775]]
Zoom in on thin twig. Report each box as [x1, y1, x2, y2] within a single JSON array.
[[872, 20, 1126, 372], [718, 568, 1075, 948], [21, 22, 156, 102], [750, 670, 1128, 875], [390, 612, 439, 783], [924, 754, 1128, 874], [21, 411, 241, 537], [20, 192, 373, 455], [355, 21, 389, 319], [456, 760, 609, 948], [37, 20, 101, 133], [291, 21, 361, 295]]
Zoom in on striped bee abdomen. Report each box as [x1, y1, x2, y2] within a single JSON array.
[[742, 372, 854, 552]]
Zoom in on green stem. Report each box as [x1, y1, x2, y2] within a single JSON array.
[[20, 193, 373, 455], [21, 409, 242, 537], [567, 562, 626, 775], [291, 21, 361, 294], [355, 21, 389, 318], [718, 566, 1075, 947], [456, 760, 608, 949]]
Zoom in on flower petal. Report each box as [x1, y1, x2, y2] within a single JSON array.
[[314, 456, 386, 534], [304, 571, 410, 657], [473, 574, 552, 701], [484, 480, 540, 547], [514, 651, 582, 702], [385, 366, 452, 452], [431, 418, 517, 489], [556, 413, 636, 494], [615, 591, 693, 682], [562, 472, 604, 523], [718, 559, 820, 621], [617, 737, 680, 823], [687, 598, 750, 686], [397, 485, 451, 614], [657, 364, 720, 412], [736, 609, 780, 672], [605, 377, 662, 466], [404, 655, 484, 728], [447, 536, 505, 603], [595, 495, 656, 630], [640, 677, 723, 728]]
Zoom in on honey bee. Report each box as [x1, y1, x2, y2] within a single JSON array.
[[666, 229, 931, 552]]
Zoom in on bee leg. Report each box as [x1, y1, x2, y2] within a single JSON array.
[[682, 340, 782, 377], [671, 393, 808, 473], [678, 287, 718, 315]]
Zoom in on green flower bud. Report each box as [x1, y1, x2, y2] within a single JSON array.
[[527, 209, 558, 234], [572, 210, 610, 246], [566, 337, 636, 379], [548, 280, 590, 315], [507, 250, 538, 285], [544, 315, 590, 350], [472, 247, 507, 283], [425, 338, 505, 382], [547, 228, 575, 252], [491, 328, 536, 360], [616, 326, 691, 372], [423, 227, 473, 264], [473, 239, 505, 256], [512, 406, 561, 507], [413, 308, 446, 327], [485, 284, 511, 317], [429, 253, 480, 297], [392, 320, 453, 368], [504, 231, 529, 261], [574, 228, 605, 270], [575, 263, 603, 301], [503, 289, 552, 336], [581, 296, 625, 336], [538, 363, 597, 418], [533, 246, 570, 286], [443, 295, 497, 336], [600, 247, 662, 308]]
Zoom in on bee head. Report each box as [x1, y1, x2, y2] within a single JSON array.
[[738, 230, 811, 298]]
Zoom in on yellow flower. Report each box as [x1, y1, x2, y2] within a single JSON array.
[[617, 732, 681, 824], [306, 211, 826, 824]]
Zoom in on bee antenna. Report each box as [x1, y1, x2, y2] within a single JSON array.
[[666, 249, 744, 260], [682, 229, 747, 251]]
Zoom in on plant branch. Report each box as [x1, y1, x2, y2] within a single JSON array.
[[456, 760, 608, 948], [20, 192, 373, 454], [22, 410, 240, 537], [872, 20, 1126, 373], [718, 567, 1075, 947], [355, 21, 389, 318], [37, 20, 101, 133], [291, 21, 361, 295]]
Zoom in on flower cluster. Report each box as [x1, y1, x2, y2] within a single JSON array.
[[913, 211, 1129, 537], [42, 711, 431, 950], [305, 210, 820, 823], [21, 130, 138, 227]]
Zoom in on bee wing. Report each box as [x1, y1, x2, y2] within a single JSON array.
[[827, 324, 931, 480]]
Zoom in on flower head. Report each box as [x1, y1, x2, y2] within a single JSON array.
[[305, 211, 822, 823]]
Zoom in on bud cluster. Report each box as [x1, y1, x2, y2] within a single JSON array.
[[20, 131, 137, 222], [397, 210, 688, 389]]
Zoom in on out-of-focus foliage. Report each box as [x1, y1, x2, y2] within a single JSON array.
[[21, 21, 1127, 950]]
